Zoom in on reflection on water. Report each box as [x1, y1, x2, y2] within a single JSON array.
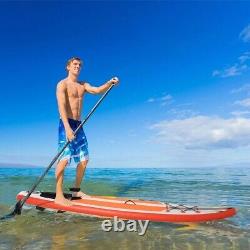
[[0, 210, 249, 250], [0, 167, 250, 249]]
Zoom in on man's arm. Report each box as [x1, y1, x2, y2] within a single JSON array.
[[56, 82, 75, 141], [84, 77, 119, 94]]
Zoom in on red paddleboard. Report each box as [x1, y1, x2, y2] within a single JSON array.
[[16, 191, 236, 223]]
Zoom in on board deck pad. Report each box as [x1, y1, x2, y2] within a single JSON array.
[[16, 191, 236, 223]]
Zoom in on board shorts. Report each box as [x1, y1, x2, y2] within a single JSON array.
[[58, 118, 89, 165]]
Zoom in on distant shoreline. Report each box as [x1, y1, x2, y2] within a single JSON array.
[[0, 163, 41, 168], [1, 163, 250, 169]]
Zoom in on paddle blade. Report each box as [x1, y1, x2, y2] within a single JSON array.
[[0, 200, 22, 220]]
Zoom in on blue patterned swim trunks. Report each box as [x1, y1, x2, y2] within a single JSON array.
[[58, 118, 89, 165]]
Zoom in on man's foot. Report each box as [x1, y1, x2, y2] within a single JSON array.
[[72, 191, 90, 198], [54, 196, 72, 206]]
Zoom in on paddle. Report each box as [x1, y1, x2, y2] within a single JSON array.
[[0, 83, 115, 220]]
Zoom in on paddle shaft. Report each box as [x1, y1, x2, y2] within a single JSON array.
[[14, 84, 115, 213]]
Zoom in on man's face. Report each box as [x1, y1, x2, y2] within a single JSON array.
[[67, 60, 82, 75]]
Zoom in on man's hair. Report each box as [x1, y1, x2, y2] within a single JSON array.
[[66, 57, 83, 71]]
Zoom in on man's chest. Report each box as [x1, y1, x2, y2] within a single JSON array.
[[66, 84, 85, 98]]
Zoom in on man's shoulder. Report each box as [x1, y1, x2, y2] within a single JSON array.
[[57, 79, 67, 90], [58, 78, 67, 84]]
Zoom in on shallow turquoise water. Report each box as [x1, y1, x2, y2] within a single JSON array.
[[0, 167, 249, 249]]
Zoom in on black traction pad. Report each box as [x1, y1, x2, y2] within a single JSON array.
[[40, 192, 71, 199], [40, 192, 81, 200]]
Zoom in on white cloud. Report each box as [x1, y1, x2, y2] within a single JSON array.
[[231, 83, 250, 94], [213, 51, 250, 78], [213, 24, 250, 78], [234, 98, 250, 107], [147, 94, 173, 106], [160, 94, 173, 106], [147, 98, 155, 103], [239, 24, 250, 42], [213, 64, 248, 78], [212, 70, 221, 77], [167, 108, 199, 119], [150, 116, 250, 150], [161, 95, 172, 101], [238, 52, 250, 63], [231, 110, 250, 117]]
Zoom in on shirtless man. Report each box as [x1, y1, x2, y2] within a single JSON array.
[[55, 57, 119, 206]]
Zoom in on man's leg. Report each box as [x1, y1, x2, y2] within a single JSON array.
[[55, 159, 72, 206], [73, 160, 88, 197]]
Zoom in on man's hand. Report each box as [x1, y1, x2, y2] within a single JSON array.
[[85, 77, 119, 94], [66, 128, 75, 142], [109, 77, 119, 85]]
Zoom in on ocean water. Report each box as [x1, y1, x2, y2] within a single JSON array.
[[0, 167, 249, 250]]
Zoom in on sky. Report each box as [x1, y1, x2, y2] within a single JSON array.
[[0, 1, 250, 168]]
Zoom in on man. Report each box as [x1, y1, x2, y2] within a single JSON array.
[[55, 57, 119, 206]]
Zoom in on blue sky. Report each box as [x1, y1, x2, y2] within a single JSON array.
[[1, 1, 250, 168]]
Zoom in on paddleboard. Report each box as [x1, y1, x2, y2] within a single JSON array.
[[16, 191, 236, 223]]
